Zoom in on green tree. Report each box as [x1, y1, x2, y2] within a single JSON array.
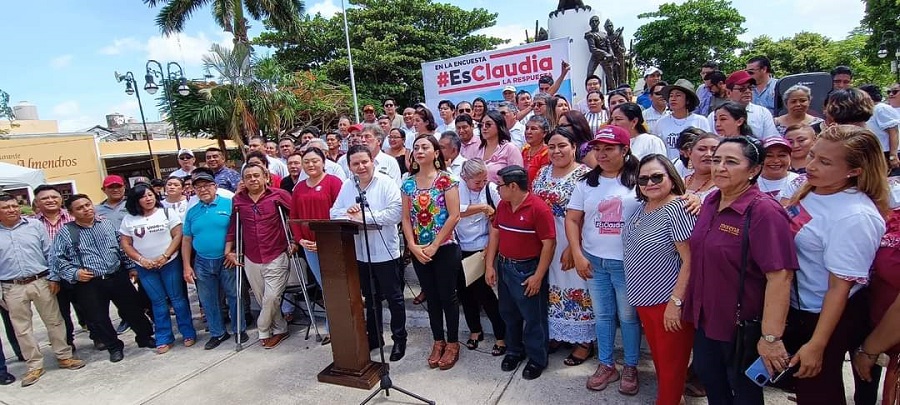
[[861, 0, 900, 65], [144, 0, 305, 45], [741, 32, 833, 76], [254, 0, 506, 108], [632, 0, 746, 83], [0, 89, 14, 136]]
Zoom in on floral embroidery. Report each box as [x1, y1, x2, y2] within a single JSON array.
[[402, 171, 458, 245], [532, 164, 590, 217]]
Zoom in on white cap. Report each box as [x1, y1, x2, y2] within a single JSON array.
[[643, 67, 662, 78], [177, 148, 194, 157], [502, 85, 516, 93]]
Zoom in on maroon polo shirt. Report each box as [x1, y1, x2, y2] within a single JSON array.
[[683, 186, 798, 342], [492, 192, 555, 260], [226, 187, 293, 264]]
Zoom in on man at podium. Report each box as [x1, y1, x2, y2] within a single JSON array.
[[330, 145, 408, 361]]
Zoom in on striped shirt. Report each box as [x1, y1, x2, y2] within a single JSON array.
[[33, 210, 74, 241], [584, 110, 609, 135], [50, 219, 130, 284], [622, 199, 695, 307]]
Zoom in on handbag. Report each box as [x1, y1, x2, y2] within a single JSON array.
[[462, 251, 486, 287], [732, 198, 762, 371]]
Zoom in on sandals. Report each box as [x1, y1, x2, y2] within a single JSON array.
[[412, 291, 426, 305], [465, 332, 484, 350], [156, 343, 174, 354], [321, 335, 331, 346], [563, 343, 594, 366], [438, 342, 460, 370], [428, 341, 446, 368], [491, 344, 507, 356], [184, 338, 196, 348]]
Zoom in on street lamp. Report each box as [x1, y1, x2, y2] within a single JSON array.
[[115, 71, 159, 178], [877, 30, 900, 83], [145, 60, 189, 150]]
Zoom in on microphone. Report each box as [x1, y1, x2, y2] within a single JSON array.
[[353, 174, 369, 207]]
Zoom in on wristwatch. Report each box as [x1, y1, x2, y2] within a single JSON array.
[[669, 295, 683, 307], [762, 334, 782, 343]]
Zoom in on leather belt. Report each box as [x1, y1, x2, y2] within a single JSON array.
[[1, 270, 50, 285]]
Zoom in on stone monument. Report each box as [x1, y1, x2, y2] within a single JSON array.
[[547, 0, 599, 100]]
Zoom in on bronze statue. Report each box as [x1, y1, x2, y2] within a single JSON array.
[[551, 0, 590, 17], [604, 19, 628, 88], [585, 16, 615, 85]]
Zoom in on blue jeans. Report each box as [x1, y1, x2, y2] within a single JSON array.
[[136, 259, 196, 345], [497, 256, 549, 368], [583, 252, 641, 367], [194, 256, 245, 337], [303, 248, 328, 332]]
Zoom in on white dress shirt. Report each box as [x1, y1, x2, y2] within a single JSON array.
[[329, 173, 402, 262], [509, 121, 526, 149], [707, 103, 778, 140], [337, 151, 402, 185], [447, 154, 467, 179]]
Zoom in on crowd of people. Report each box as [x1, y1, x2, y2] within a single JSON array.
[[1, 57, 900, 405]]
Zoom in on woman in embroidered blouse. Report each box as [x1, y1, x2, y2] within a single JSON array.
[[479, 110, 524, 183], [522, 115, 551, 183], [682, 132, 721, 201], [784, 126, 889, 405], [532, 127, 593, 366], [401, 134, 462, 370]]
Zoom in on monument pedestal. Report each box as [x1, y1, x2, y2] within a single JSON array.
[[548, 8, 602, 99]]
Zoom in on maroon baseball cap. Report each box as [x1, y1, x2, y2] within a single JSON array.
[[763, 137, 792, 151], [102, 175, 125, 188], [349, 124, 364, 133], [588, 125, 631, 147], [725, 70, 755, 87]]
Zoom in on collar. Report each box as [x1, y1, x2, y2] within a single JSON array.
[[0, 217, 28, 230], [450, 154, 467, 167], [200, 196, 221, 207], [461, 137, 480, 146], [100, 199, 124, 208], [707, 185, 762, 215], [36, 209, 73, 222]]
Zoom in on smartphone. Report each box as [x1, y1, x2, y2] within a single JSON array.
[[745, 356, 795, 387]]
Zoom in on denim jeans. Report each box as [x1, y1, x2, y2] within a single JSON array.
[[583, 252, 641, 367], [303, 247, 328, 332], [194, 256, 245, 337], [497, 256, 549, 368], [136, 259, 196, 345]]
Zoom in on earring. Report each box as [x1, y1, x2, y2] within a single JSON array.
[[434, 159, 441, 169], [411, 161, 419, 171]]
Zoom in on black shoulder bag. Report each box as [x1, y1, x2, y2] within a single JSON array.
[[732, 199, 762, 371]]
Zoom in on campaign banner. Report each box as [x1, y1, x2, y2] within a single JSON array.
[[421, 38, 572, 111]]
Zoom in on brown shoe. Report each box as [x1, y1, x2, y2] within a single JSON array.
[[265, 333, 289, 349], [20, 369, 44, 387], [427, 341, 446, 368], [438, 342, 460, 370], [586, 363, 619, 391], [619, 365, 639, 395], [57, 358, 86, 370]]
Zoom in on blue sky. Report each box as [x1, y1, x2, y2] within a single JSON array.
[[0, 0, 864, 131]]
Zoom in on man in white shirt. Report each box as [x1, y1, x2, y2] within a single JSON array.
[[170, 149, 196, 178], [575, 75, 603, 114], [330, 145, 407, 357], [435, 100, 457, 134], [339, 124, 401, 184], [515, 91, 535, 124], [642, 81, 670, 131], [499, 102, 526, 149], [439, 131, 468, 178], [707, 70, 778, 140], [247, 136, 289, 177]]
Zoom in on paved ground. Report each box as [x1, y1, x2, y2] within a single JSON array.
[[0, 271, 870, 405]]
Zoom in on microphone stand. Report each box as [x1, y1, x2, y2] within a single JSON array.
[[353, 174, 434, 405]]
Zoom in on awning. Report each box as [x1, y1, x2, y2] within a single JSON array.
[[99, 139, 239, 159]]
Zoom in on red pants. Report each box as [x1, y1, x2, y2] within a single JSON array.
[[637, 303, 695, 405]]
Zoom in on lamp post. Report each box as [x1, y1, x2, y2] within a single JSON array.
[[144, 60, 190, 150], [340, 0, 360, 123], [878, 30, 900, 83], [115, 71, 160, 178]]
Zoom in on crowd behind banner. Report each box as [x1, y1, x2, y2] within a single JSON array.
[[1, 56, 900, 405]]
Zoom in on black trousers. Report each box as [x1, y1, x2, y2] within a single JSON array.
[[56, 282, 96, 344], [73, 270, 155, 352], [0, 307, 22, 359], [412, 244, 461, 343], [459, 250, 506, 340], [358, 260, 407, 345]]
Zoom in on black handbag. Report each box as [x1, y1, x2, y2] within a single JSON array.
[[732, 199, 762, 371]]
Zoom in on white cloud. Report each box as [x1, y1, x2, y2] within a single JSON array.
[[49, 101, 98, 131], [50, 54, 73, 69], [52, 101, 80, 117], [308, 0, 342, 16], [146, 32, 229, 67], [107, 99, 141, 121], [59, 116, 100, 132], [99, 37, 143, 55], [477, 24, 528, 49]]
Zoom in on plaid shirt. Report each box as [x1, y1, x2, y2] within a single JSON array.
[[32, 209, 74, 242]]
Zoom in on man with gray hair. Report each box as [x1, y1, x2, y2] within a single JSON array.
[[439, 131, 468, 178], [338, 124, 401, 184], [498, 102, 526, 149]]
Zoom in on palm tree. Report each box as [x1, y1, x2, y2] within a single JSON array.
[[145, 0, 305, 46]]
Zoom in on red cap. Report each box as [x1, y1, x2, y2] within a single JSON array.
[[725, 70, 755, 87], [102, 175, 125, 188], [588, 125, 631, 147], [349, 124, 364, 133], [763, 137, 792, 151]]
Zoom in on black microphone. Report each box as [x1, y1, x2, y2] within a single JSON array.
[[353, 174, 369, 207]]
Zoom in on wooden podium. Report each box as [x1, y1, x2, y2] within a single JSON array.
[[303, 219, 385, 390]]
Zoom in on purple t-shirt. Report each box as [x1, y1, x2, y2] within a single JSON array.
[[683, 186, 798, 342]]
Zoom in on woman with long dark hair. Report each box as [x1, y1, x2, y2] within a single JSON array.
[[472, 97, 487, 123], [713, 102, 753, 138], [478, 110, 524, 183], [558, 110, 597, 168], [401, 134, 463, 370], [609, 103, 667, 159], [584, 90, 609, 134], [119, 183, 196, 354]]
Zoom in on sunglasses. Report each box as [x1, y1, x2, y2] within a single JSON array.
[[383, 103, 394, 107], [179, 155, 193, 160], [637, 173, 666, 186], [458, 108, 472, 113], [889, 89, 900, 95]]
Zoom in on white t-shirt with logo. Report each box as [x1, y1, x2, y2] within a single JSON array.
[[162, 198, 189, 222], [757, 172, 799, 199], [789, 189, 885, 312], [119, 208, 182, 264], [567, 176, 641, 261], [652, 114, 711, 161]]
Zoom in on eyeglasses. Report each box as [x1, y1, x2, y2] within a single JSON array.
[[637, 173, 666, 186], [889, 89, 900, 95], [496, 182, 508, 188], [458, 108, 472, 113], [383, 103, 394, 107], [179, 155, 193, 160], [733, 86, 751, 93], [533, 102, 546, 107], [194, 182, 215, 190]]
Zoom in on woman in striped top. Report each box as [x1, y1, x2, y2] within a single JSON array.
[[583, 90, 609, 135], [622, 154, 696, 405]]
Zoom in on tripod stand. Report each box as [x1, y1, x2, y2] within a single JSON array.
[[234, 211, 245, 352], [352, 174, 434, 405]]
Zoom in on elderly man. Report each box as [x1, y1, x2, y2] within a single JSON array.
[[247, 136, 289, 177], [205, 147, 241, 192], [439, 131, 468, 178], [401, 107, 418, 143], [499, 102, 526, 149], [51, 194, 156, 363], [183, 171, 247, 350], [362, 104, 378, 124], [642, 80, 670, 131], [746, 56, 778, 115], [171, 148, 197, 178], [707, 70, 778, 140], [338, 124, 401, 184], [0, 194, 85, 386]]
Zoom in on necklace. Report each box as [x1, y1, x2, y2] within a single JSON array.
[[687, 174, 712, 193]]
